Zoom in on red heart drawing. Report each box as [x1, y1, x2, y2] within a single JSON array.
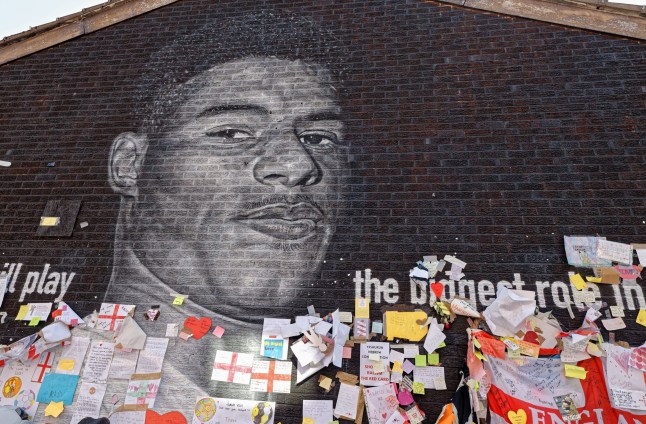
[[523, 331, 539, 345], [146, 410, 187, 424], [183, 316, 212, 340], [430, 282, 444, 300]]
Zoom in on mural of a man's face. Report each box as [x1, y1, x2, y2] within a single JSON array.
[[109, 57, 347, 314]]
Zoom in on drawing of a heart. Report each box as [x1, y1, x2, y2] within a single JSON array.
[[507, 409, 527, 424], [523, 331, 539, 345], [183, 316, 212, 340], [146, 410, 187, 424], [430, 282, 444, 300]]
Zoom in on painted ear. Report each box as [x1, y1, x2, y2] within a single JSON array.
[[108, 132, 148, 197]]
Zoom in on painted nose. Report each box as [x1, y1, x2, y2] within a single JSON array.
[[253, 130, 321, 187]]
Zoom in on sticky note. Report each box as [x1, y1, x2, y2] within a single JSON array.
[[355, 298, 369, 319], [564, 364, 587, 380], [44, 401, 65, 417], [412, 381, 424, 394], [392, 361, 403, 373], [570, 273, 587, 290], [318, 376, 332, 391], [40, 217, 60, 226], [58, 359, 75, 371], [433, 377, 447, 390], [212, 326, 225, 338], [637, 309, 646, 327], [437, 342, 446, 349], [342, 346, 352, 359], [414, 355, 427, 367], [428, 353, 439, 365], [368, 353, 379, 361], [173, 297, 184, 305], [16, 305, 28, 320], [373, 361, 385, 373], [303, 418, 315, 424], [610, 306, 625, 318], [28, 317, 40, 326], [339, 312, 353, 323], [371, 321, 383, 334], [586, 276, 602, 283]]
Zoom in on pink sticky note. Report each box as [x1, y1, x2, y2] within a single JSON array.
[[397, 389, 414, 406], [179, 331, 192, 341], [342, 346, 352, 359], [212, 326, 225, 338]]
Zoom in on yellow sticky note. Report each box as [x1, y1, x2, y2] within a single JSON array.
[[392, 361, 403, 373], [173, 296, 184, 305], [303, 418, 314, 424], [473, 349, 488, 362], [472, 337, 481, 349], [28, 317, 40, 326], [428, 353, 440, 365], [383, 310, 429, 342], [637, 309, 646, 327], [16, 305, 29, 320], [40, 216, 60, 227], [437, 342, 446, 349], [45, 401, 64, 417], [412, 381, 425, 394], [570, 273, 587, 290], [564, 364, 587, 380], [58, 359, 75, 371], [586, 276, 602, 283], [355, 297, 370, 319]]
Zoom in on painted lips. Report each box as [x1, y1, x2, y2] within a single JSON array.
[[234, 202, 323, 240]]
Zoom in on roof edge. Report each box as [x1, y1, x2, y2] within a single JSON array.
[[0, 0, 644, 66], [0, 0, 181, 66], [438, 0, 646, 40]]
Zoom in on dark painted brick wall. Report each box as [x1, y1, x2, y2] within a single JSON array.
[[0, 0, 645, 421]]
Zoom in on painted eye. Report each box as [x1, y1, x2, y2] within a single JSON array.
[[206, 128, 254, 139], [298, 131, 339, 147]]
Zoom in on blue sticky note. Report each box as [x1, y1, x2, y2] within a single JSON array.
[[36, 373, 79, 405]]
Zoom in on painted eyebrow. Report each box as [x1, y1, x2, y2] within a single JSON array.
[[300, 111, 343, 122], [196, 104, 269, 118]]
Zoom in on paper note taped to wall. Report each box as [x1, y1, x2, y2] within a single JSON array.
[[40, 217, 60, 227], [383, 311, 428, 342]]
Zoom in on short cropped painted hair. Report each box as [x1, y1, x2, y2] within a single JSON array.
[[134, 11, 350, 136]]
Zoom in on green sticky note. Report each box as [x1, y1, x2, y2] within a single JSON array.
[[437, 342, 446, 349], [414, 354, 427, 367], [412, 381, 425, 394], [173, 296, 184, 305], [28, 317, 40, 326], [428, 353, 440, 365]]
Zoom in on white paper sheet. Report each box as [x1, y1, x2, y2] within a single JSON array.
[[303, 400, 333, 424], [597, 239, 633, 265], [23, 302, 53, 321], [109, 348, 140, 380], [125, 374, 161, 408], [56, 336, 90, 375], [334, 383, 360, 420], [135, 337, 168, 374], [260, 318, 290, 360], [360, 342, 390, 386], [82, 341, 115, 383], [413, 366, 445, 389], [423, 324, 446, 354], [70, 382, 107, 424]]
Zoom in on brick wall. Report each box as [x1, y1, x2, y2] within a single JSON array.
[[0, 0, 645, 421]]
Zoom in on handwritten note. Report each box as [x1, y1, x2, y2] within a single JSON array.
[[69, 382, 107, 424], [135, 337, 169, 374], [56, 336, 90, 375], [303, 400, 333, 424], [37, 373, 79, 405], [125, 373, 162, 407], [597, 239, 633, 265], [109, 348, 140, 380], [82, 341, 115, 383], [334, 383, 359, 420]]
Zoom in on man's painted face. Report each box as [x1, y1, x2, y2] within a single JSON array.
[[127, 57, 347, 315]]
